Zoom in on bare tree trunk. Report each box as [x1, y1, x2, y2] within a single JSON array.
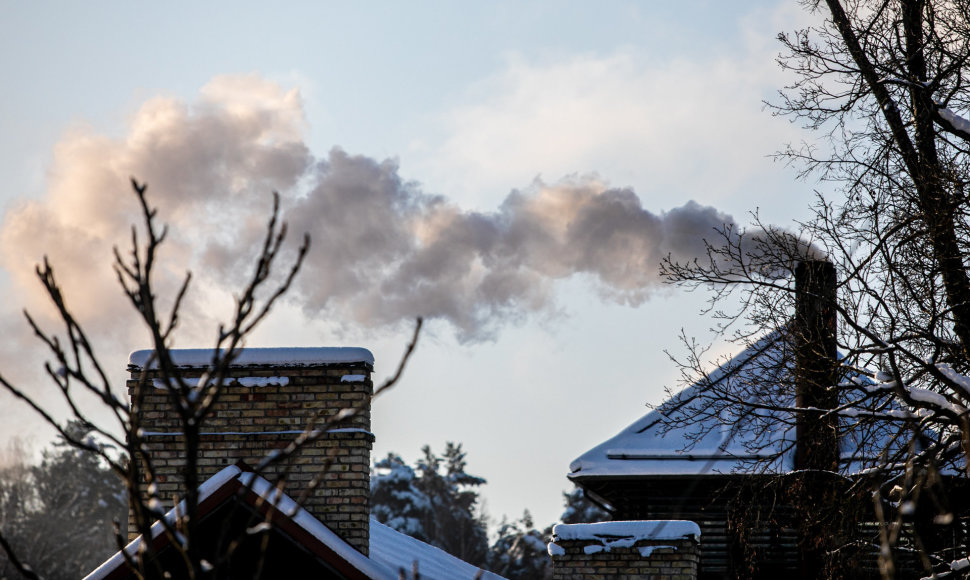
[[826, 0, 970, 359]]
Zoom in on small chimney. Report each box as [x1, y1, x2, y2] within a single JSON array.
[[548, 521, 700, 579], [127, 347, 375, 555], [793, 260, 839, 473]]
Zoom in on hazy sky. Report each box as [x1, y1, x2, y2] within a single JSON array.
[[0, 1, 822, 529]]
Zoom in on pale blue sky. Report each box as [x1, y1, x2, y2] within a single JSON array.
[[0, 1, 821, 529]]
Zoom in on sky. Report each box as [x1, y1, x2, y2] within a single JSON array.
[[0, 1, 822, 530]]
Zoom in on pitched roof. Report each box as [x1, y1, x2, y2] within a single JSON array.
[[568, 330, 902, 481], [84, 464, 503, 580], [371, 520, 504, 580]]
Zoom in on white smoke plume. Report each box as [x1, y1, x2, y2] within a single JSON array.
[[278, 158, 742, 340], [0, 74, 782, 347]]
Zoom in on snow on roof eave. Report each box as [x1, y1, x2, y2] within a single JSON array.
[[83, 464, 395, 580], [128, 347, 375, 370], [567, 457, 893, 481], [567, 458, 791, 480]]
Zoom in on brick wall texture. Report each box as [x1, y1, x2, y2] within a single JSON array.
[[551, 536, 699, 580], [128, 358, 373, 555]]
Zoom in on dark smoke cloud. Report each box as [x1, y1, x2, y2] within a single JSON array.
[[0, 74, 803, 347]]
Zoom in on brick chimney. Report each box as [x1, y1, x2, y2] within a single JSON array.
[[127, 347, 375, 554], [548, 521, 700, 579]]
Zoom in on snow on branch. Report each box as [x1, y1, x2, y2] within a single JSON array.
[[933, 101, 970, 141]]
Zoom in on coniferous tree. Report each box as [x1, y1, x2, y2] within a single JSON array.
[[487, 511, 552, 580], [0, 426, 125, 580], [371, 443, 489, 565], [370, 453, 431, 540], [559, 486, 609, 525]]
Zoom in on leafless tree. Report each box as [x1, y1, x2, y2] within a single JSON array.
[[0, 179, 421, 579], [661, 0, 970, 577]]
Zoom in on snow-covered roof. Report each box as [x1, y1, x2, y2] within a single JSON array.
[[84, 464, 501, 580], [371, 519, 504, 580], [128, 346, 374, 369], [569, 331, 901, 480]]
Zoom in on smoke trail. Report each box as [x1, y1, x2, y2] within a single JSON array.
[[0, 74, 804, 346], [275, 156, 746, 340]]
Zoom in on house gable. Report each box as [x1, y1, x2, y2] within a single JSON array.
[[86, 462, 504, 580], [84, 463, 388, 580]]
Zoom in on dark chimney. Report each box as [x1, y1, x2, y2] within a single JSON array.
[[793, 260, 841, 579], [793, 259, 839, 473]]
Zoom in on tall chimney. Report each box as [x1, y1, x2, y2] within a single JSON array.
[[127, 347, 375, 554], [792, 260, 840, 578], [793, 260, 839, 472]]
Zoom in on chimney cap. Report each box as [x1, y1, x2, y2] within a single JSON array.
[[552, 520, 701, 542], [127, 347, 374, 370]]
